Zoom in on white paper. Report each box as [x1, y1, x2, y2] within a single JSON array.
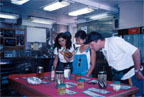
[[81, 77, 91, 81], [83, 90, 105, 97], [109, 84, 132, 90], [66, 82, 77, 86], [27, 27, 46, 42], [88, 87, 110, 94]]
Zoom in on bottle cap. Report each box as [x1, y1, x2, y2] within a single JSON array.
[[38, 66, 43, 69], [58, 84, 66, 87], [99, 71, 106, 74], [78, 79, 84, 82], [56, 71, 64, 74]]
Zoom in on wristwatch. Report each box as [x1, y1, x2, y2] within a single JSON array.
[[135, 66, 143, 73], [135, 69, 139, 73]]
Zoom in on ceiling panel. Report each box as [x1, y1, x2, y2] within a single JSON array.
[[0, 0, 141, 24]]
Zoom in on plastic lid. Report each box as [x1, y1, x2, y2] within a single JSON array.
[[38, 66, 43, 69], [78, 79, 84, 82], [58, 84, 66, 87], [99, 71, 106, 74], [56, 71, 64, 74], [76, 73, 81, 75], [113, 81, 120, 84]]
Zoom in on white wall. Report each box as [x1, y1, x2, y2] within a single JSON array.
[[119, 1, 144, 29], [68, 23, 77, 41], [56, 24, 68, 33], [27, 27, 46, 42]]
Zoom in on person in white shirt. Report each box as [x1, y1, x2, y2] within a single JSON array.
[[53, 33, 75, 71], [85, 31, 144, 96]]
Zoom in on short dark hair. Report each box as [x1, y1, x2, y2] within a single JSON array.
[[75, 30, 87, 40], [84, 31, 104, 44]]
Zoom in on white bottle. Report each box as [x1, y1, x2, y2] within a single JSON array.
[[64, 64, 71, 80]]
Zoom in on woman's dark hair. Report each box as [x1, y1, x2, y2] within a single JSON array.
[[75, 30, 87, 40], [54, 33, 72, 50], [65, 31, 71, 39]]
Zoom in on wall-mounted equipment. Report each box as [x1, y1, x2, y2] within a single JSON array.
[[89, 13, 112, 20], [28, 17, 55, 25], [11, 0, 30, 5], [68, 7, 94, 16], [0, 12, 19, 19], [43, 1, 70, 11]]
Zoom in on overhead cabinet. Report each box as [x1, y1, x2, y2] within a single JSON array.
[[0, 28, 26, 50]]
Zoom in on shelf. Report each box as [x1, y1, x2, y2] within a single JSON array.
[[0, 28, 26, 50]]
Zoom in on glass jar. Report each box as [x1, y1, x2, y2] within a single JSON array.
[[37, 66, 44, 79], [77, 79, 84, 89], [55, 71, 64, 88], [98, 71, 107, 89], [75, 74, 81, 80], [58, 84, 66, 95]]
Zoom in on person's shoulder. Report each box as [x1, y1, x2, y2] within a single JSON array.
[[108, 36, 124, 42], [54, 47, 58, 52], [69, 43, 75, 49]]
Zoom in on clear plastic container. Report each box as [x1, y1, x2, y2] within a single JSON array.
[[77, 79, 84, 89], [58, 84, 66, 95], [113, 81, 121, 91]]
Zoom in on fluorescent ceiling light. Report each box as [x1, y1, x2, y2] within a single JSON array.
[[29, 17, 55, 24], [11, 0, 29, 5], [68, 7, 94, 16], [0, 12, 19, 19], [43, 1, 70, 11], [89, 13, 111, 20]]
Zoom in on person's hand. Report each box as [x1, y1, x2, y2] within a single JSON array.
[[60, 51, 65, 55], [135, 71, 144, 80], [86, 74, 89, 77]]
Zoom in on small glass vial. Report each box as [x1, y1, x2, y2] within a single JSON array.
[[37, 66, 44, 79], [58, 84, 66, 95], [77, 79, 84, 89]]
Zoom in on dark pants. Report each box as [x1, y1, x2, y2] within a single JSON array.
[[56, 62, 73, 72]]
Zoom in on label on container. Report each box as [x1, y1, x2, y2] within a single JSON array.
[[66, 89, 77, 95]]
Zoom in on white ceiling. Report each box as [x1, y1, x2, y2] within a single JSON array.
[[0, 0, 142, 25]]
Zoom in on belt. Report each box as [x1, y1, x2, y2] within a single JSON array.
[[115, 66, 134, 74], [61, 62, 72, 64]]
